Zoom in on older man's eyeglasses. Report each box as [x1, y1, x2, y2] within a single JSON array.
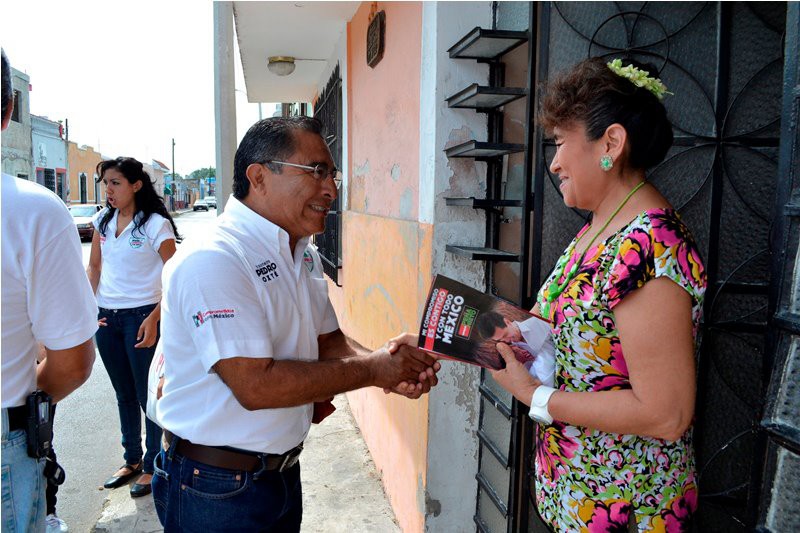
[[262, 160, 342, 188]]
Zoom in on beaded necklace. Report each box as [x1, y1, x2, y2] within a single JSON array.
[[540, 181, 646, 319]]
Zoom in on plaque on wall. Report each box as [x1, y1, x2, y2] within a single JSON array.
[[366, 10, 385, 68]]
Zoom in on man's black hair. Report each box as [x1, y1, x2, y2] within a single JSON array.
[[232, 116, 323, 199], [475, 311, 506, 339], [1, 49, 12, 121]]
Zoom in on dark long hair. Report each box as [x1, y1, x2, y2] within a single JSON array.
[[95, 157, 181, 241]]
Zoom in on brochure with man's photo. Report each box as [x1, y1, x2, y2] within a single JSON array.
[[417, 275, 556, 385]]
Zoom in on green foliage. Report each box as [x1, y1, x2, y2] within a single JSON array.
[[189, 167, 216, 181]]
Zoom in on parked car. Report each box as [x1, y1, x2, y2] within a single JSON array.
[[205, 196, 217, 209], [193, 198, 209, 211], [69, 204, 103, 241]]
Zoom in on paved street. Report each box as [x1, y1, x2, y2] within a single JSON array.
[[57, 208, 216, 532]]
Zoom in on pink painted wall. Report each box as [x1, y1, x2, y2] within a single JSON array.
[[348, 2, 421, 222], [330, 3, 429, 532]]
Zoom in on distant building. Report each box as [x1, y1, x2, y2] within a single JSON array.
[[67, 141, 103, 204], [31, 114, 67, 201], [1, 67, 33, 179], [151, 159, 169, 199]]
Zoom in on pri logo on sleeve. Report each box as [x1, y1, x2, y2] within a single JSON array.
[[303, 251, 314, 273], [192, 308, 236, 328]]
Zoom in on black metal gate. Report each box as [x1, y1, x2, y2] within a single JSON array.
[[472, 2, 796, 531], [313, 64, 343, 284], [755, 3, 800, 531]]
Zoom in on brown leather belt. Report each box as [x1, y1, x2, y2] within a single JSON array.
[[164, 430, 302, 473]]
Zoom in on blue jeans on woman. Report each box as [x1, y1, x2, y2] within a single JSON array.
[[96, 304, 162, 474], [152, 439, 302, 532]]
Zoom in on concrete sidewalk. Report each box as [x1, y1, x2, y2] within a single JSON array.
[[92, 395, 400, 532]]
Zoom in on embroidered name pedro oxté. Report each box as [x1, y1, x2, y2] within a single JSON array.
[[255, 259, 279, 283]]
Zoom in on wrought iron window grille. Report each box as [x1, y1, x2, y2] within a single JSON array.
[[313, 64, 343, 285]]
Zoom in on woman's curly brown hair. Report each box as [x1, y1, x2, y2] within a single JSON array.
[[538, 57, 674, 170]]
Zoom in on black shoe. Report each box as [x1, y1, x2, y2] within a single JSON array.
[[130, 476, 152, 498], [103, 463, 142, 489]]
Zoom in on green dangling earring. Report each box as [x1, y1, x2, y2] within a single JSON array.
[[600, 155, 614, 172]]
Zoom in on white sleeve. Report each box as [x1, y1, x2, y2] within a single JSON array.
[[91, 207, 108, 231], [307, 246, 339, 334], [519, 316, 552, 352], [320, 299, 339, 334], [30, 225, 98, 350], [149, 216, 175, 253], [171, 250, 274, 373]]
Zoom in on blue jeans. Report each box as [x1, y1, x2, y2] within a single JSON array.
[[96, 304, 162, 474], [2, 408, 46, 532], [152, 441, 302, 532]]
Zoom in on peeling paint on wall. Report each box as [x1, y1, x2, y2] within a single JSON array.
[[391, 163, 401, 182], [354, 159, 370, 177], [443, 126, 482, 195], [425, 494, 442, 518], [399, 187, 414, 220], [397, 222, 419, 266]]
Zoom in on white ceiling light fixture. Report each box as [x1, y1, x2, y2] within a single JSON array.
[[267, 56, 296, 77]]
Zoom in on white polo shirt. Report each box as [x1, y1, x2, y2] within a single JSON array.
[[156, 195, 339, 454], [92, 208, 175, 309], [1, 173, 98, 408]]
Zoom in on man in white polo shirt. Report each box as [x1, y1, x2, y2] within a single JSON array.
[[153, 116, 439, 531], [1, 48, 98, 533]]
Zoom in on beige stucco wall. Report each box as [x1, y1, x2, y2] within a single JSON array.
[[67, 142, 103, 204]]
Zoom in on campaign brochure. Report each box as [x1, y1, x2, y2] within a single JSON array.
[[417, 275, 555, 380]]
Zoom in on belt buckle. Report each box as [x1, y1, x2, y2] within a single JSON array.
[[253, 454, 270, 480], [278, 445, 302, 473]]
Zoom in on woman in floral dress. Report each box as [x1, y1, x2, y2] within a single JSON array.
[[490, 58, 706, 532]]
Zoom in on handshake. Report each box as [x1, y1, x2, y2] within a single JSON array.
[[369, 333, 440, 400]]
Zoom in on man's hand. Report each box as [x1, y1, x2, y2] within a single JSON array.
[[382, 333, 440, 399], [366, 345, 433, 389]]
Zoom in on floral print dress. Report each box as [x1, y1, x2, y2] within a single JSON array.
[[535, 208, 706, 532]]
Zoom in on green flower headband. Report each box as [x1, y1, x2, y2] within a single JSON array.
[[607, 58, 673, 100]]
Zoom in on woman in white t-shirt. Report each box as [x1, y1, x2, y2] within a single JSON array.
[[87, 157, 179, 498]]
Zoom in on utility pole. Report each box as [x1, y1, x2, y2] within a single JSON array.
[[64, 118, 69, 203], [172, 138, 176, 207]]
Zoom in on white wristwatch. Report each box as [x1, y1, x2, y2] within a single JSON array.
[[528, 385, 557, 424]]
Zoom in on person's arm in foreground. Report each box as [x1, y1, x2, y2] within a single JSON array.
[[87, 229, 102, 295], [491, 278, 695, 441], [37, 340, 95, 403], [213, 336, 439, 410], [135, 239, 177, 348], [35, 222, 98, 403]]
